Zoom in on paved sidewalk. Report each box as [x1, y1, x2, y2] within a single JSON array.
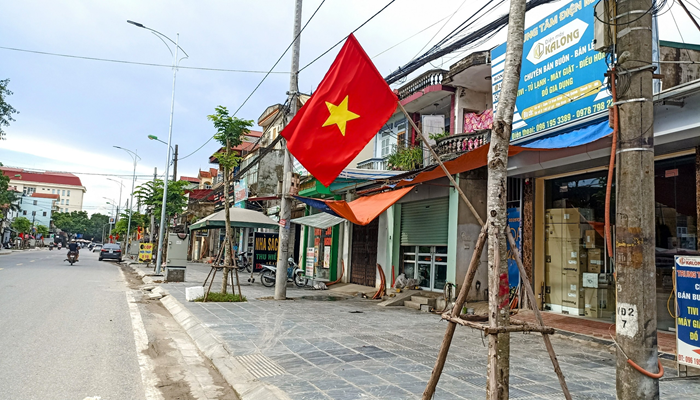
[[137, 262, 700, 400]]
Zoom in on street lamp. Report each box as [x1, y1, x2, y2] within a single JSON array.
[[128, 19, 189, 275], [113, 146, 140, 254], [147, 135, 178, 181], [106, 178, 124, 220], [103, 198, 116, 236]]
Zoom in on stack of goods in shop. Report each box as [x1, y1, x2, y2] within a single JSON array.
[[544, 208, 615, 318], [544, 208, 589, 315]]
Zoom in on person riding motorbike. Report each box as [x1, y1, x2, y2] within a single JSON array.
[[67, 240, 80, 260]]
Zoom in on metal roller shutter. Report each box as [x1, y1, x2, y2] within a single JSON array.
[[400, 197, 449, 245]]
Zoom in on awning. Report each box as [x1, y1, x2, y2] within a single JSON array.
[[521, 120, 612, 149], [291, 213, 346, 229], [394, 121, 612, 187], [294, 186, 412, 226], [189, 206, 279, 231]]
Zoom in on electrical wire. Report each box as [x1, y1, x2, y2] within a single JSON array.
[[0, 45, 285, 74], [409, 0, 468, 61], [179, 0, 327, 161], [372, 16, 452, 59], [384, 0, 557, 85], [298, 0, 398, 73]]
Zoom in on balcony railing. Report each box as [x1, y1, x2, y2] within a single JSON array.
[[434, 130, 490, 159], [357, 157, 387, 171], [397, 69, 447, 100]]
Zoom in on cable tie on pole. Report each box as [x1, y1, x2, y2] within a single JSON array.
[[615, 64, 656, 74], [617, 26, 653, 39]]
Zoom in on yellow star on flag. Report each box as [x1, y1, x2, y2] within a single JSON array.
[[322, 95, 360, 136]]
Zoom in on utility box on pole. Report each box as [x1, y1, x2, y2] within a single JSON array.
[[166, 233, 189, 282]]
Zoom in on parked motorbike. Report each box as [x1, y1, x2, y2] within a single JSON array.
[[48, 243, 54, 251], [65, 251, 78, 265], [260, 258, 305, 287]]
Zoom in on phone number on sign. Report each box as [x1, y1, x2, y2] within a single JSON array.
[[513, 99, 612, 140]]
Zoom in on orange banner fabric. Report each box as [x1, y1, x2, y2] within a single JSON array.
[[325, 186, 413, 225]]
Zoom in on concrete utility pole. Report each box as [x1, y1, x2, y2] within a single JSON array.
[[275, 0, 302, 300], [486, 0, 527, 398], [614, 0, 659, 398], [150, 167, 157, 243], [172, 144, 178, 182]]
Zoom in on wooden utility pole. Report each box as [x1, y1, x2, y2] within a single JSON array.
[[275, 0, 302, 300], [486, 0, 527, 398], [614, 0, 659, 398]]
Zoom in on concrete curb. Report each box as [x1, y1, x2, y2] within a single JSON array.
[[127, 264, 290, 400]]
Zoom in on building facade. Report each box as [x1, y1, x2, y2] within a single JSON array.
[[1, 167, 86, 214]]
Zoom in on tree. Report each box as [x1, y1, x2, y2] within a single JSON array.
[[0, 79, 19, 140], [52, 211, 91, 236], [36, 224, 49, 237], [134, 179, 188, 223], [208, 105, 253, 295], [11, 216, 31, 234], [485, 0, 527, 398], [112, 210, 148, 236], [86, 213, 110, 241], [0, 172, 21, 230]]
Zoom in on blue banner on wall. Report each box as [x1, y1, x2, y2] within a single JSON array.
[[491, 0, 611, 141], [507, 207, 521, 308], [675, 256, 700, 367]]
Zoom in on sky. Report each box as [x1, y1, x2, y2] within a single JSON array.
[[1, 0, 699, 216]]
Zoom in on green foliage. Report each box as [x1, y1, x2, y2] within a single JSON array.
[[134, 179, 188, 222], [36, 224, 49, 237], [194, 292, 247, 302], [52, 210, 92, 235], [111, 210, 149, 236], [11, 216, 31, 234], [0, 79, 18, 140], [428, 131, 450, 141], [0, 173, 20, 213], [386, 146, 423, 171], [207, 106, 254, 150]]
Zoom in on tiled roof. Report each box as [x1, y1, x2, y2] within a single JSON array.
[[1, 167, 83, 187], [31, 193, 60, 199], [187, 189, 214, 200], [180, 176, 199, 183], [199, 170, 212, 179]]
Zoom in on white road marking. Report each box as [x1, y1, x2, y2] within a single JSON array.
[[0, 268, 3, 270], [121, 268, 164, 400], [30, 260, 35, 262], [16, 263, 22, 266]]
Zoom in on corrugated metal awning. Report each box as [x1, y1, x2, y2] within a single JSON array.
[[291, 213, 345, 229]]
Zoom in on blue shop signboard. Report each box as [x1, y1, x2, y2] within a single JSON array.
[[675, 256, 700, 368], [491, 0, 611, 141]]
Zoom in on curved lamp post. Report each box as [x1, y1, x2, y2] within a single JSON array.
[[106, 178, 124, 221], [113, 146, 140, 253], [128, 20, 188, 275]]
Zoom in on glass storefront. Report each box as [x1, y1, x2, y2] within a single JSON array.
[[544, 170, 615, 319], [542, 155, 698, 330], [400, 245, 448, 291]]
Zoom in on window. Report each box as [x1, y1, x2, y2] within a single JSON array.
[[61, 199, 64, 205], [23, 210, 27, 215], [43, 212, 47, 217], [33, 200, 38, 206], [380, 134, 391, 157], [62, 190, 65, 196], [66, 199, 69, 205], [23, 187, 35, 195], [67, 190, 70, 196], [52, 189, 55, 194]]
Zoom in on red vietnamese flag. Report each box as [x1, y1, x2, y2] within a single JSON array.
[[281, 34, 397, 187]]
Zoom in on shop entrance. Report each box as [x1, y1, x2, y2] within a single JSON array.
[[401, 245, 448, 291], [350, 219, 378, 287]]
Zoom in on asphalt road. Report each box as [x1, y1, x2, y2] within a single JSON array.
[[0, 248, 146, 400]]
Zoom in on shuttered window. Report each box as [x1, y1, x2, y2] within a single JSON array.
[[400, 197, 449, 245]]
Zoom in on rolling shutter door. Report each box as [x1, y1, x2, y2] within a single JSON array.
[[400, 197, 449, 245]]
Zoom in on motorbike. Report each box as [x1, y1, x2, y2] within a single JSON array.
[[48, 243, 54, 251], [65, 251, 78, 265], [260, 258, 305, 288]]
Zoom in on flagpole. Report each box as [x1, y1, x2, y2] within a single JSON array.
[[275, 0, 303, 300]]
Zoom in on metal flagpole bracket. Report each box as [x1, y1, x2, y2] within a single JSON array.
[[611, 98, 650, 106]]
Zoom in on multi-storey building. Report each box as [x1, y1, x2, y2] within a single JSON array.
[[1, 167, 86, 213]]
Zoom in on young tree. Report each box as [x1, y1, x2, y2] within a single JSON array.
[[0, 79, 19, 140], [134, 179, 188, 259], [36, 224, 49, 237], [0, 172, 21, 233], [11, 216, 31, 234], [207, 106, 253, 294], [486, 1, 527, 398]]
